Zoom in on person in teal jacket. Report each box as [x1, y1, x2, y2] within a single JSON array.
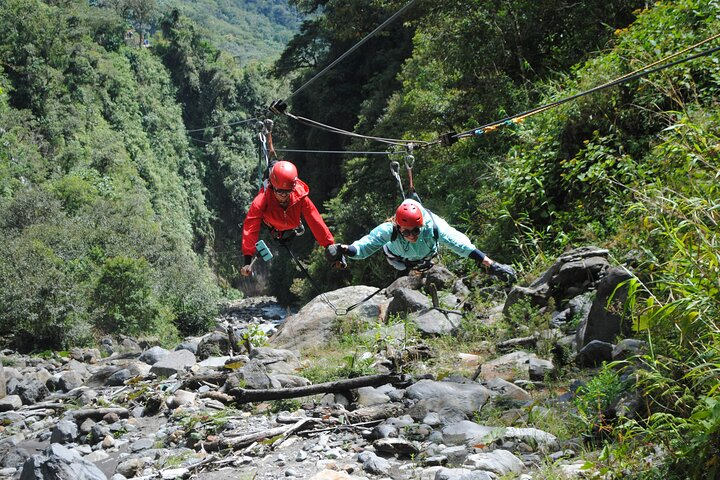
[[327, 199, 516, 282]]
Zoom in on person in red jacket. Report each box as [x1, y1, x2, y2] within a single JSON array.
[[241, 160, 335, 276]]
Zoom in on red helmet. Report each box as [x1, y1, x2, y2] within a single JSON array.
[[270, 161, 298, 190], [395, 200, 423, 228]]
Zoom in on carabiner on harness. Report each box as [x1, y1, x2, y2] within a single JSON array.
[[390, 161, 405, 199]]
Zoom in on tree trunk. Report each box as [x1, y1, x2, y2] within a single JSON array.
[[229, 373, 406, 404]]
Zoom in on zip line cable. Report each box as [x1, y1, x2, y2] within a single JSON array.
[[189, 43, 719, 154], [182, 0, 419, 137], [276, 148, 393, 155], [185, 116, 258, 133], [454, 34, 720, 140], [284, 0, 420, 103], [188, 136, 395, 156], [285, 111, 433, 147], [186, 33, 719, 155], [272, 34, 720, 151]]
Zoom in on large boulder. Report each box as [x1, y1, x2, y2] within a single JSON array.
[[20, 444, 106, 480], [503, 246, 609, 317], [576, 266, 633, 349], [270, 286, 390, 351]]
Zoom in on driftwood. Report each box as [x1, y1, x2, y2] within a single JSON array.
[[229, 373, 406, 404], [203, 418, 320, 451], [496, 335, 538, 351], [199, 391, 235, 404], [180, 373, 227, 390], [21, 402, 65, 410], [297, 419, 383, 436], [70, 407, 130, 421]]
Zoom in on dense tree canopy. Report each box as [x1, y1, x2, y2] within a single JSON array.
[[0, 0, 282, 350]]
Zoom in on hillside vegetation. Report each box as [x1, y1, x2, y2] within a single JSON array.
[[167, 0, 301, 64], [0, 0, 718, 477], [0, 0, 280, 350]]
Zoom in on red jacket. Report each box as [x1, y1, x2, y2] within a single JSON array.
[[241, 179, 335, 256]]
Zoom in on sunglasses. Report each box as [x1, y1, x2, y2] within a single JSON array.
[[274, 188, 293, 195], [399, 226, 421, 237]]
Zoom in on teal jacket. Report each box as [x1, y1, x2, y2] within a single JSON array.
[[349, 207, 476, 261]]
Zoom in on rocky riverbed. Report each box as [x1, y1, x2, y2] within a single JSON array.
[[0, 247, 642, 479]]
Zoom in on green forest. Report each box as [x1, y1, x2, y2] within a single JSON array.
[[0, 0, 718, 477], [159, 0, 302, 63]]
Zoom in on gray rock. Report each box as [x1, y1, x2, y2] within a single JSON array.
[[57, 371, 85, 392], [425, 266, 458, 292], [355, 386, 390, 407], [139, 346, 170, 365], [612, 338, 646, 361], [271, 374, 312, 388], [441, 421, 495, 446], [373, 437, 420, 457], [483, 378, 531, 402], [239, 359, 275, 390], [576, 267, 633, 349], [50, 419, 78, 444], [0, 395, 23, 412], [105, 369, 132, 387], [196, 332, 231, 361], [0, 360, 5, 400], [270, 286, 390, 350], [502, 427, 559, 451], [250, 347, 301, 374], [149, 350, 196, 378], [464, 449, 524, 475], [388, 288, 432, 316], [357, 451, 391, 475], [576, 340, 614, 367], [405, 380, 492, 417], [412, 308, 462, 336], [17, 380, 49, 405], [20, 444, 106, 480], [434, 467, 495, 480]]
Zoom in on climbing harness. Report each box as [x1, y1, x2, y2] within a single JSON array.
[[387, 151, 441, 271], [263, 221, 305, 244]]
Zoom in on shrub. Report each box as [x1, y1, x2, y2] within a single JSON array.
[[93, 256, 166, 336]]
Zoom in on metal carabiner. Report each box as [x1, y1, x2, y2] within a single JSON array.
[[404, 154, 415, 170], [390, 161, 401, 177]]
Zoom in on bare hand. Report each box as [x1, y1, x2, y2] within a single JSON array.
[[241, 265, 252, 277]]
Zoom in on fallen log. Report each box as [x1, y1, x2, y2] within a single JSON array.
[[199, 391, 235, 404], [203, 418, 320, 451], [229, 373, 406, 404], [70, 407, 130, 421], [345, 402, 405, 423]]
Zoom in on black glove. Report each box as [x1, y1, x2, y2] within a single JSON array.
[[488, 262, 517, 283], [325, 244, 347, 269]]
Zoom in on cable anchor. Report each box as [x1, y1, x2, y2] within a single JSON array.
[[440, 131, 458, 147], [269, 99, 288, 115]]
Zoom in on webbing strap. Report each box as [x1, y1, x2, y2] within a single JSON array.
[[404, 152, 415, 192]]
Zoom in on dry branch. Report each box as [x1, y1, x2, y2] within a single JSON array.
[[70, 407, 130, 421], [203, 418, 320, 451], [229, 373, 405, 404]]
